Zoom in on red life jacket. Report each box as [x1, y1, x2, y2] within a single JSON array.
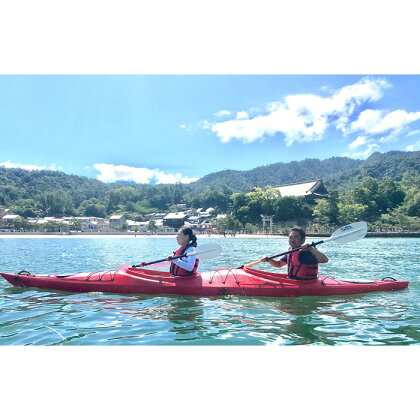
[[286, 249, 318, 280], [170, 244, 199, 276]]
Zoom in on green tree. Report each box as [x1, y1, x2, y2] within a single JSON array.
[[340, 178, 379, 222], [338, 203, 369, 224], [148, 219, 157, 232], [377, 179, 405, 212], [312, 191, 339, 226], [43, 220, 61, 232], [224, 214, 243, 233], [69, 218, 83, 231], [398, 174, 420, 217], [84, 203, 107, 218], [244, 223, 258, 233], [40, 190, 74, 217], [235, 205, 252, 225], [312, 199, 332, 226], [273, 196, 310, 222], [14, 217, 32, 231], [214, 215, 242, 234]]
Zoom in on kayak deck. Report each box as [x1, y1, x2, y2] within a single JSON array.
[[0, 267, 409, 297]]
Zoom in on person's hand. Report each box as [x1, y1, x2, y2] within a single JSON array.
[[140, 262, 146, 266], [261, 256, 269, 262], [167, 255, 174, 261], [301, 243, 316, 252]]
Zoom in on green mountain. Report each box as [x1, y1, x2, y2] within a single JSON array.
[[0, 150, 418, 216], [189, 151, 419, 193], [0, 167, 110, 208], [324, 151, 420, 191]]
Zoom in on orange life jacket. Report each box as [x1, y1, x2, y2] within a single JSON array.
[[170, 244, 199, 276]]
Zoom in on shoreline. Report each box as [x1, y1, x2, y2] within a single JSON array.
[[0, 232, 419, 239]]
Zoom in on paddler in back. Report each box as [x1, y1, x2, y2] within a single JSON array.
[[261, 227, 328, 280]]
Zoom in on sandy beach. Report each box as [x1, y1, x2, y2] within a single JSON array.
[[2, 232, 417, 239], [0, 232, 291, 239]]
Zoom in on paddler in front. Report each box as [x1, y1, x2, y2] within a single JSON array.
[[262, 227, 328, 280], [140, 225, 199, 276]]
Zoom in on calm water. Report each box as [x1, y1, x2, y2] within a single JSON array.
[[0, 236, 419, 345]]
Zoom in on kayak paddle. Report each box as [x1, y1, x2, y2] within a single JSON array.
[[237, 221, 368, 269], [117, 243, 222, 270]]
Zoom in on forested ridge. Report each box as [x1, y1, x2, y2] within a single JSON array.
[[0, 150, 419, 230], [192, 156, 362, 193]]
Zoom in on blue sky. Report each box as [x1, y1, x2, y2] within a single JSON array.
[[1, 75, 419, 184]]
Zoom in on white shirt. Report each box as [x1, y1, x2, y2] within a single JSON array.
[[171, 245, 197, 272]]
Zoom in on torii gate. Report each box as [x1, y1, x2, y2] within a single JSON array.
[[261, 215, 274, 234]]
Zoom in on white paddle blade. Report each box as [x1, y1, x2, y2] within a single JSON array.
[[144, 260, 171, 268], [326, 221, 368, 245], [187, 243, 222, 260]]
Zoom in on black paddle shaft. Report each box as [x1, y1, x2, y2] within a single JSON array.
[[132, 253, 188, 268], [237, 240, 324, 269], [267, 239, 323, 260]]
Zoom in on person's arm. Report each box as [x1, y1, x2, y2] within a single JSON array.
[[301, 243, 329, 263], [262, 255, 287, 268], [168, 246, 197, 271]]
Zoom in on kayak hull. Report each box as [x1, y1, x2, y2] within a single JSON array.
[[0, 267, 409, 297]]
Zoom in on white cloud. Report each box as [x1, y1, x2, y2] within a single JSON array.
[[348, 143, 380, 159], [332, 78, 390, 132], [180, 124, 186, 129], [0, 161, 58, 171], [407, 129, 420, 137], [377, 132, 400, 144], [348, 136, 368, 150], [214, 110, 231, 117], [198, 119, 212, 130], [349, 109, 384, 133], [236, 111, 249, 119], [373, 110, 420, 134], [210, 77, 390, 145], [406, 140, 420, 151], [92, 163, 198, 184], [350, 109, 420, 142]]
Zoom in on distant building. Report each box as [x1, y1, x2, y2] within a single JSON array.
[[163, 212, 188, 229], [0, 208, 11, 218], [200, 220, 214, 232], [153, 213, 167, 220], [109, 215, 127, 229], [127, 220, 148, 231], [0, 214, 22, 229], [75, 217, 108, 231], [271, 180, 328, 201]]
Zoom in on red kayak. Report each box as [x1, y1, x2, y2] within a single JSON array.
[[0, 267, 409, 297]]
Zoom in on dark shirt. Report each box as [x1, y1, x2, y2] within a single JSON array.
[[281, 250, 318, 264]]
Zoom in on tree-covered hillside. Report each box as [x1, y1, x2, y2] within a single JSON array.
[[190, 156, 362, 193], [0, 150, 418, 222], [0, 167, 110, 208], [325, 151, 420, 191]]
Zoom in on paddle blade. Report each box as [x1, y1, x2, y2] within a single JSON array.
[[188, 243, 222, 260], [326, 221, 368, 245]]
